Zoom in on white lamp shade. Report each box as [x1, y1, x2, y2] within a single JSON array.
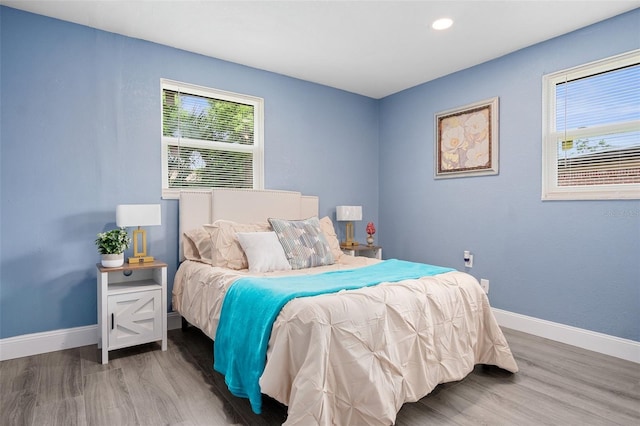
[[336, 205, 362, 221], [116, 204, 161, 227]]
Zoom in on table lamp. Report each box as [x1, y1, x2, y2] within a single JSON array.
[[336, 205, 362, 246], [116, 204, 161, 263]]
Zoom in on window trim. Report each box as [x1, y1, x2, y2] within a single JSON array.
[[160, 79, 264, 199], [541, 50, 640, 201]]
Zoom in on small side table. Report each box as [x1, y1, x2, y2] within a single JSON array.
[[340, 244, 382, 260], [96, 260, 167, 364]]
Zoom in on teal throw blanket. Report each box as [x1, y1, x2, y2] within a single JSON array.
[[213, 259, 455, 413]]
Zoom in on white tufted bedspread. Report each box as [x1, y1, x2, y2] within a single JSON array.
[[173, 256, 518, 426]]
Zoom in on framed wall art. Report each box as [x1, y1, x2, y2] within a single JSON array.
[[435, 97, 499, 178]]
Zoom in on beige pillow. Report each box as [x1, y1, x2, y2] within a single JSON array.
[[203, 220, 271, 269], [319, 216, 343, 261], [183, 227, 211, 262]]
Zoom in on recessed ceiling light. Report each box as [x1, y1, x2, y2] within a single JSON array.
[[432, 18, 453, 31]]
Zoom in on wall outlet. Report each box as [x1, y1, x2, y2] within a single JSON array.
[[464, 251, 473, 268], [480, 279, 489, 294]]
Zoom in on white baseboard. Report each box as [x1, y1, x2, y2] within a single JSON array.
[[1, 310, 638, 363], [492, 308, 640, 364], [0, 324, 97, 362], [0, 312, 183, 361]]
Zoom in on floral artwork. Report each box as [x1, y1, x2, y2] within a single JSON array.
[[435, 97, 499, 178]]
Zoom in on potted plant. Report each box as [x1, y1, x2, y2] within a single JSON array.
[[95, 227, 131, 267]]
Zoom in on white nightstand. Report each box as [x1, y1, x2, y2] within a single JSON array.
[[96, 261, 167, 364], [340, 244, 382, 260]]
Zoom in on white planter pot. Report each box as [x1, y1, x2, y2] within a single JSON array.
[[101, 253, 124, 268]]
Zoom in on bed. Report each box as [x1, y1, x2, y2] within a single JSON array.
[[172, 188, 518, 426]]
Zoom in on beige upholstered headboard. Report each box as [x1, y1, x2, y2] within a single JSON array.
[[178, 188, 319, 261]]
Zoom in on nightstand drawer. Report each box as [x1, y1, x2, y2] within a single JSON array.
[[107, 288, 162, 350]]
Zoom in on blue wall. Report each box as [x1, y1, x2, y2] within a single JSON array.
[[379, 9, 640, 341], [1, 7, 638, 342], [0, 7, 378, 339]]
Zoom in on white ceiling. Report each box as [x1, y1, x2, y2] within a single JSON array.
[[2, 1, 638, 98]]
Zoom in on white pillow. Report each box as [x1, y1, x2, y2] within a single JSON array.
[[236, 232, 292, 273]]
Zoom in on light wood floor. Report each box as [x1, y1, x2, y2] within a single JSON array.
[[1, 327, 638, 426]]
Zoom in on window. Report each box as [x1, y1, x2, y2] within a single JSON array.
[[161, 79, 264, 198], [542, 50, 640, 200]]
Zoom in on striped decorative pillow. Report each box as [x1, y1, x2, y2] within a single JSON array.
[[268, 217, 335, 269]]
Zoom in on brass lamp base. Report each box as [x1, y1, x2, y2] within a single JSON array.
[[128, 256, 155, 264], [129, 227, 154, 263], [342, 221, 359, 246]]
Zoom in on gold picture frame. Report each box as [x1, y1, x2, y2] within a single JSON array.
[[435, 97, 499, 178]]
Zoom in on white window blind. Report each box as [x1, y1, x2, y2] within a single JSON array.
[[161, 79, 264, 198], [542, 50, 640, 200]]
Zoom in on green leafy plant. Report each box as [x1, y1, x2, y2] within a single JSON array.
[[95, 228, 131, 254]]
